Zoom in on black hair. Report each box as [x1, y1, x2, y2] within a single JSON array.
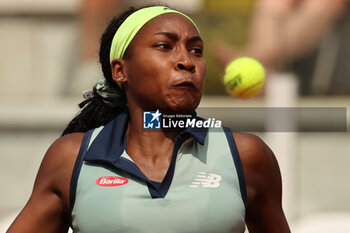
[[61, 7, 140, 136], [62, 4, 174, 136]]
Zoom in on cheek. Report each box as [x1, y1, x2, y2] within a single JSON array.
[[124, 58, 171, 105], [128, 55, 170, 81], [126, 59, 154, 86], [198, 61, 207, 89]]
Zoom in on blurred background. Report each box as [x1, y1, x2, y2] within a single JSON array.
[[0, 0, 349, 232]]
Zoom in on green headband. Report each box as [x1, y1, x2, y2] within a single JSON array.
[[109, 6, 199, 63]]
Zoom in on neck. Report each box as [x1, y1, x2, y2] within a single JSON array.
[[126, 106, 181, 161]]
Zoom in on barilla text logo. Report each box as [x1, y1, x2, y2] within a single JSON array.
[[96, 176, 128, 187]]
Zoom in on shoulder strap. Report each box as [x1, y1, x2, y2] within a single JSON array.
[[69, 129, 94, 224], [223, 127, 247, 208]]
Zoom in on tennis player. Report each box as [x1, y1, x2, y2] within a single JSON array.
[[7, 5, 290, 233]]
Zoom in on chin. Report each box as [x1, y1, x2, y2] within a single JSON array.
[[160, 88, 202, 113], [165, 95, 201, 114]]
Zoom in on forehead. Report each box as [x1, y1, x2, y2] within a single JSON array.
[[136, 13, 200, 37]]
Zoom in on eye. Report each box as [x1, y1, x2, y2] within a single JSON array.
[[190, 47, 203, 56], [155, 43, 172, 50]]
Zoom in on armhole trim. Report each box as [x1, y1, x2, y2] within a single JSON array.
[[223, 127, 247, 208], [69, 130, 94, 226]]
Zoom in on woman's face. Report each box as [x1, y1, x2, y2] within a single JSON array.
[[120, 13, 207, 113]]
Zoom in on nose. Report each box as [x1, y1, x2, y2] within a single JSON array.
[[176, 49, 195, 73]]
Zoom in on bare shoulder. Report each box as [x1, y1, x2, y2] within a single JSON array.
[[233, 132, 276, 169], [34, 133, 85, 211], [232, 132, 281, 204], [44, 133, 85, 164], [233, 132, 290, 232], [7, 133, 85, 233], [41, 133, 85, 177]]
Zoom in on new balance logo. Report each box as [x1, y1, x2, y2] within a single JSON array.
[[190, 172, 222, 188]]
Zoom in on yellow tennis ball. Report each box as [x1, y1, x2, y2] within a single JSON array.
[[223, 57, 266, 98]]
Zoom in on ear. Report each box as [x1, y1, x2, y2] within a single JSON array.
[[111, 59, 128, 85]]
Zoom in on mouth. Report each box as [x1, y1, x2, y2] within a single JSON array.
[[171, 80, 197, 89]]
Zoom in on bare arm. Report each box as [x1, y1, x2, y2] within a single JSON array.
[[7, 133, 84, 233], [234, 132, 290, 233]]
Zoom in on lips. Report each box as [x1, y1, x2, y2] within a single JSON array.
[[171, 80, 197, 89]]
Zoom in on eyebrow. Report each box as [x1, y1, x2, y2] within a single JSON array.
[[154, 32, 203, 43]]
